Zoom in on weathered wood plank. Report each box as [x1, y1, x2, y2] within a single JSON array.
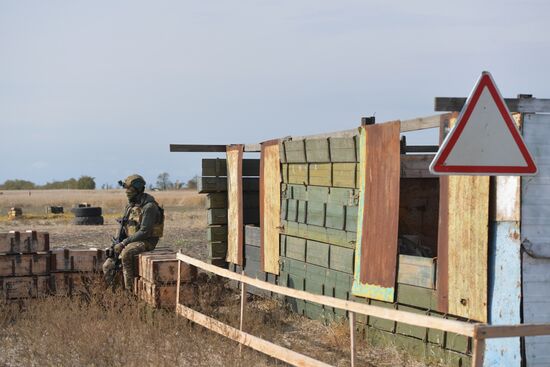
[[329, 245, 354, 274], [329, 137, 357, 162], [400, 113, 452, 132], [0, 275, 51, 299], [244, 225, 260, 247], [226, 145, 244, 265], [434, 97, 550, 113], [179, 253, 478, 337], [285, 236, 306, 262], [447, 176, 490, 322], [309, 163, 332, 186], [332, 163, 357, 188], [353, 121, 401, 302], [284, 140, 306, 163], [50, 248, 105, 272], [306, 240, 329, 268], [397, 255, 436, 289], [260, 140, 281, 274]]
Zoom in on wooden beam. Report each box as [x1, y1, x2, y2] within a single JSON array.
[[170, 144, 261, 153], [471, 338, 486, 367], [400, 113, 452, 132], [176, 252, 477, 337], [349, 312, 356, 367], [475, 324, 550, 339], [434, 97, 550, 113], [175, 303, 332, 367]]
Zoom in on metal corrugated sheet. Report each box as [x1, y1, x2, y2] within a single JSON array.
[[521, 113, 550, 367]]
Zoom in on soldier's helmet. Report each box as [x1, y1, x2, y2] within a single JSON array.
[[118, 174, 146, 192]]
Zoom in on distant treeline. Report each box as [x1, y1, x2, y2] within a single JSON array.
[[0, 176, 96, 190]]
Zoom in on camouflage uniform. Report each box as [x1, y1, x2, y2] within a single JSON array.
[[103, 175, 164, 290]]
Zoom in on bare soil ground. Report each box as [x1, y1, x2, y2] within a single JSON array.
[[0, 190, 441, 367]]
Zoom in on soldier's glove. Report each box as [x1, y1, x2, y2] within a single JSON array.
[[114, 242, 126, 254]]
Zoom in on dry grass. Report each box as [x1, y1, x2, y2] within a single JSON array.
[[0, 189, 446, 366], [0, 189, 205, 215]]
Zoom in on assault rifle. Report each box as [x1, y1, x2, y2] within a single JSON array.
[[106, 209, 130, 271]]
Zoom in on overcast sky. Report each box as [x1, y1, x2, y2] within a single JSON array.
[[1, 1, 548, 187]]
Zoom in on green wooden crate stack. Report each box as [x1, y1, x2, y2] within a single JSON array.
[[278, 136, 470, 366], [198, 158, 260, 268]]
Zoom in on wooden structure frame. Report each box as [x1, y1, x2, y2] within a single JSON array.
[[175, 253, 550, 367]]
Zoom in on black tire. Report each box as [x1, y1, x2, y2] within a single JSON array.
[[73, 216, 104, 225], [71, 207, 102, 217]]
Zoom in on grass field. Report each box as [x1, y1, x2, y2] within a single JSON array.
[[0, 189, 441, 366]]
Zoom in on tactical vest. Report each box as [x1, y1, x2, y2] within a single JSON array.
[[126, 202, 164, 238]]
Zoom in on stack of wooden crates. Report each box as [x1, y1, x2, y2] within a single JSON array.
[[0, 231, 51, 300], [197, 158, 260, 268], [7, 207, 23, 219], [49, 247, 105, 296], [134, 251, 197, 309]]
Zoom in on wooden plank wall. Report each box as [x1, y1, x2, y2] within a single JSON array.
[[521, 113, 550, 366], [352, 121, 401, 302], [260, 140, 281, 274], [226, 145, 244, 265]]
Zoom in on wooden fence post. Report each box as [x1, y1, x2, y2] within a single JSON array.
[[349, 311, 356, 367]]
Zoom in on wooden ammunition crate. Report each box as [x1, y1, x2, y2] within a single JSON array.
[[50, 248, 105, 272], [138, 252, 197, 284], [0, 231, 50, 254], [0, 275, 50, 300], [136, 278, 197, 309], [49, 272, 96, 296], [0, 253, 50, 276]]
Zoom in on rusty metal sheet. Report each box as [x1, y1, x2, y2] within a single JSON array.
[[352, 121, 400, 302], [260, 140, 281, 275], [226, 145, 244, 265]]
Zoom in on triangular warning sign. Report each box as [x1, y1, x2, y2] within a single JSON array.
[[430, 71, 537, 176]]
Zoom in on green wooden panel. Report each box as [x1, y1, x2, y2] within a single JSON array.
[[396, 283, 438, 309], [198, 177, 259, 193], [281, 164, 288, 183], [279, 235, 286, 257], [285, 199, 298, 222], [306, 240, 329, 268], [332, 163, 357, 188], [208, 241, 227, 258], [393, 334, 427, 357], [309, 163, 332, 186], [305, 302, 324, 319], [291, 184, 308, 201], [207, 208, 227, 225], [368, 300, 396, 332], [286, 257, 306, 278], [284, 140, 306, 163], [306, 185, 329, 203], [206, 193, 227, 209], [325, 203, 345, 230], [328, 187, 356, 206], [207, 208, 259, 225], [244, 225, 261, 246], [395, 305, 427, 339], [397, 255, 436, 289], [281, 220, 356, 248], [201, 159, 260, 177], [280, 199, 288, 222], [427, 312, 445, 345], [306, 263, 327, 281], [297, 200, 307, 223], [279, 141, 287, 163], [207, 257, 228, 268], [285, 236, 306, 262], [305, 279, 324, 296], [244, 244, 261, 262], [329, 245, 354, 274], [345, 206, 358, 232], [306, 201, 325, 227], [207, 225, 227, 242], [329, 137, 357, 162], [287, 164, 308, 184], [305, 138, 330, 163]]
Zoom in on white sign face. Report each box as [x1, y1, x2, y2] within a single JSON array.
[[430, 71, 537, 176]]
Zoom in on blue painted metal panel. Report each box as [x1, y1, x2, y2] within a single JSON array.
[[485, 221, 521, 367], [521, 113, 550, 366]]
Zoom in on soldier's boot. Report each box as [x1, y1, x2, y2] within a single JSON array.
[[102, 258, 117, 286]]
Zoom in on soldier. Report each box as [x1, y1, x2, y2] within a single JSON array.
[[102, 174, 164, 290]]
